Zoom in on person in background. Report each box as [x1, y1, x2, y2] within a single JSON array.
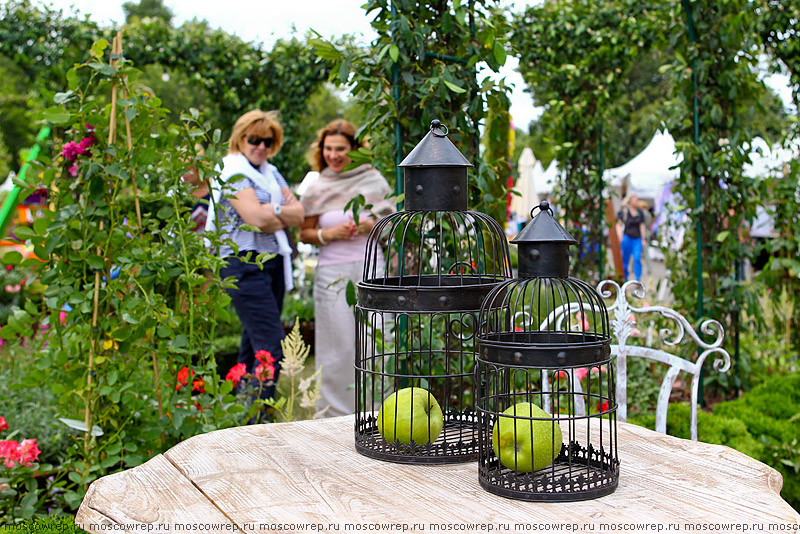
[[617, 193, 646, 281], [639, 199, 654, 277], [299, 119, 394, 417], [206, 110, 304, 407]]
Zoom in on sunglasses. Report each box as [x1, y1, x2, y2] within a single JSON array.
[[245, 135, 275, 148]]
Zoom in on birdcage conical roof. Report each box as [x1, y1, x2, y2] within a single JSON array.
[[399, 120, 472, 168], [511, 201, 578, 245]]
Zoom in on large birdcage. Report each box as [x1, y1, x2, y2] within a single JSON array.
[[475, 201, 619, 501], [354, 120, 511, 464]]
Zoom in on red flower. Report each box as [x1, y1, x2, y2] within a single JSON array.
[[191, 378, 205, 394], [255, 362, 275, 382], [597, 400, 609, 413], [175, 366, 194, 391], [0, 417, 7, 432], [18, 439, 40, 465], [553, 370, 568, 381], [255, 350, 275, 365], [225, 363, 247, 387], [0, 440, 21, 468]]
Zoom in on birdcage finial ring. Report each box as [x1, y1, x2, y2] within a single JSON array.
[[430, 119, 448, 137], [531, 200, 551, 219]]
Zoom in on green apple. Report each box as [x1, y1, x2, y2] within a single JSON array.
[[492, 402, 563, 472], [377, 387, 444, 445]]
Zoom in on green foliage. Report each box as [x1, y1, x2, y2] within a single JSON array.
[[0, 2, 330, 184], [735, 286, 798, 389], [0, 38, 253, 515], [312, 0, 512, 221], [754, 0, 800, 108], [629, 402, 765, 460], [660, 0, 769, 346], [512, 0, 663, 281], [122, 0, 174, 24]]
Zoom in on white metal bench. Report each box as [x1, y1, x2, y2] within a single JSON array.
[[540, 279, 732, 440]]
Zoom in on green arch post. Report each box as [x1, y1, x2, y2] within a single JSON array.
[[0, 126, 51, 238]]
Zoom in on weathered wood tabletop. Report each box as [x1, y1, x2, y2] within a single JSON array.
[[76, 416, 799, 534]]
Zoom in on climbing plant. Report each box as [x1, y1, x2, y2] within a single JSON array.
[[311, 0, 512, 222], [512, 0, 663, 281], [660, 0, 769, 348], [0, 37, 247, 510]]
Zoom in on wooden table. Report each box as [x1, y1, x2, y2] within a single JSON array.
[[76, 416, 799, 533]]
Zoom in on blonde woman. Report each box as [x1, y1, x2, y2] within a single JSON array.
[[299, 120, 394, 417], [208, 110, 304, 405], [616, 194, 646, 281]]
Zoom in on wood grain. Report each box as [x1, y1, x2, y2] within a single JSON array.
[[75, 454, 238, 533], [77, 416, 800, 533]]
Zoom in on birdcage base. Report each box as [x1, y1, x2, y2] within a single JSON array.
[[355, 410, 479, 464], [478, 441, 619, 502]]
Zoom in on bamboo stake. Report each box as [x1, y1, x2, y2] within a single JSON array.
[[116, 28, 143, 228], [85, 32, 123, 456]]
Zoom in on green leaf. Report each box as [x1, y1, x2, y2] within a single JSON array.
[[716, 231, 730, 242], [43, 106, 71, 125], [90, 39, 109, 59], [87, 255, 105, 271], [346, 280, 357, 307], [493, 42, 506, 67], [2, 251, 23, 265], [12, 226, 35, 240], [389, 45, 399, 63], [443, 80, 467, 94]]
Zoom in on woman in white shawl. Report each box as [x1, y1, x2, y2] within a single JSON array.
[[212, 110, 304, 408], [299, 120, 394, 417]]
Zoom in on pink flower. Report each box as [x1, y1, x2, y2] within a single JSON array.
[[255, 350, 274, 365], [0, 440, 21, 468], [68, 164, 79, 177], [591, 365, 607, 375], [575, 367, 589, 381], [255, 362, 275, 382], [61, 141, 81, 162], [225, 363, 247, 387], [59, 311, 68, 325], [0, 417, 8, 432], [18, 439, 40, 465]]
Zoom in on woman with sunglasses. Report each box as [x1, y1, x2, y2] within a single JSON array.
[[206, 110, 304, 410], [299, 119, 394, 417]]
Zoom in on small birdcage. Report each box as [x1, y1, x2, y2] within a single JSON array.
[[475, 201, 619, 501], [354, 120, 511, 464]]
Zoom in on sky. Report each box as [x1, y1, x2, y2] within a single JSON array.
[[23, 0, 796, 128]]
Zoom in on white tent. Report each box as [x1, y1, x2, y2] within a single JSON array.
[[510, 147, 543, 219], [604, 130, 681, 202]]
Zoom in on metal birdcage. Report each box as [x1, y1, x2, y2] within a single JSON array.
[[354, 120, 511, 464], [475, 201, 619, 501]]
